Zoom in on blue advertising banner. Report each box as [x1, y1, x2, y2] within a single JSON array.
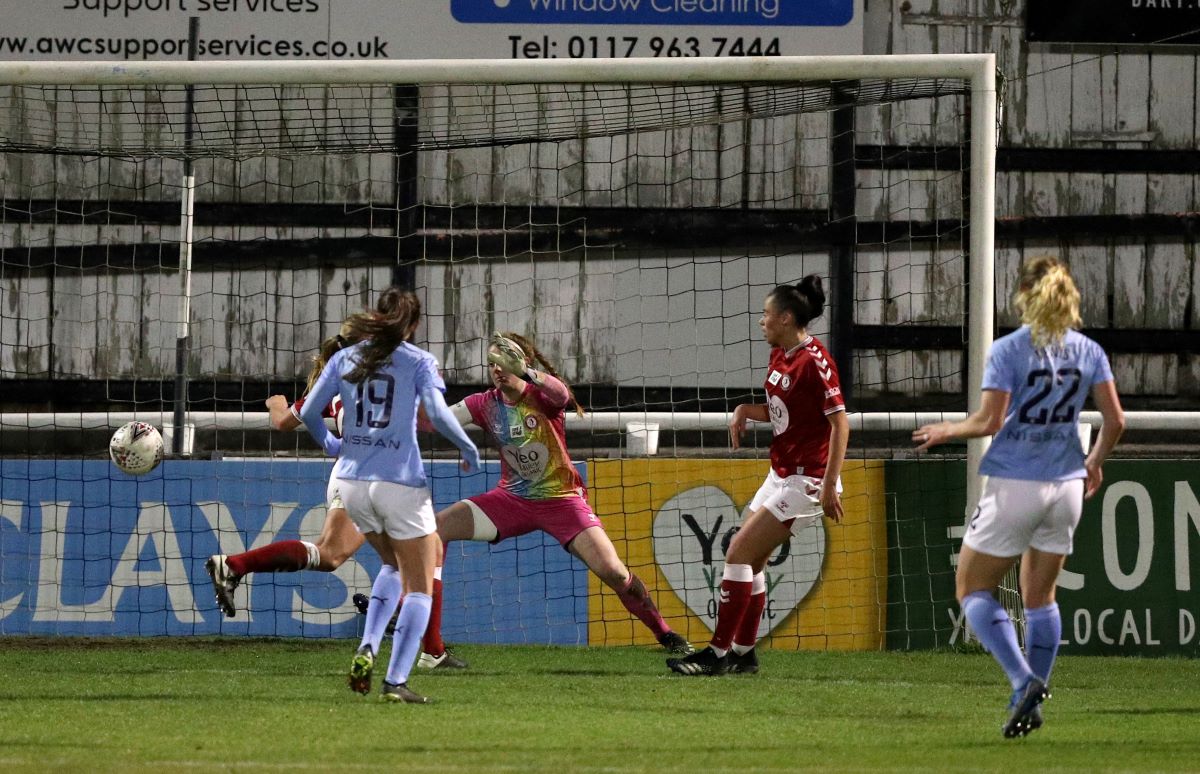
[[0, 459, 588, 642]]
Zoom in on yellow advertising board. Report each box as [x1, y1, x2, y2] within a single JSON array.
[[588, 458, 886, 651]]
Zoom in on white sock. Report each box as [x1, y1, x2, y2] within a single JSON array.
[[301, 541, 321, 570]]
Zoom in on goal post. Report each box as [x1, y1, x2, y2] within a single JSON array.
[[1, 54, 999, 647]]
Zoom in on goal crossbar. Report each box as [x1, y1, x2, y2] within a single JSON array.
[[0, 54, 995, 87]]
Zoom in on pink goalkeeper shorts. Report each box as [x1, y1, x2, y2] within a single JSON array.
[[466, 487, 601, 548]]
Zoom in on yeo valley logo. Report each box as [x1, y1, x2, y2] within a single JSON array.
[[652, 485, 824, 637]]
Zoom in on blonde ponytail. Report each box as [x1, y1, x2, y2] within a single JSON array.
[[1015, 256, 1082, 348]]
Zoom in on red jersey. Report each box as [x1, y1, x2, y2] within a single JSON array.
[[764, 336, 845, 479], [290, 394, 344, 436]]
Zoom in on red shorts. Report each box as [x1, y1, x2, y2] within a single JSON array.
[[466, 487, 601, 548]]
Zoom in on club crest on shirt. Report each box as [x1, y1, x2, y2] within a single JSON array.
[[781, 375, 792, 390], [524, 415, 538, 430], [767, 370, 783, 386]]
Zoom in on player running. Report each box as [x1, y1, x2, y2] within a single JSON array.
[[299, 288, 480, 704], [912, 256, 1124, 737], [668, 275, 848, 676], [425, 331, 692, 656], [204, 291, 406, 618]]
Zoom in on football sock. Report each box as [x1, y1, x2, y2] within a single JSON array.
[[962, 590, 1034, 690], [731, 572, 767, 655], [1024, 602, 1062, 683], [711, 563, 754, 654], [225, 540, 313, 576], [360, 564, 402, 656], [615, 572, 670, 638], [421, 573, 445, 657], [385, 592, 432, 686]]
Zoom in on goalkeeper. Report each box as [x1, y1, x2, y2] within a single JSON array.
[[420, 332, 693, 660]]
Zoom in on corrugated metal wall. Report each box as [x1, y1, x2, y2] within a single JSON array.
[[2, 0, 1196, 398]]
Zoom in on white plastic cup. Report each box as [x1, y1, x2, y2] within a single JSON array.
[[625, 421, 660, 456]]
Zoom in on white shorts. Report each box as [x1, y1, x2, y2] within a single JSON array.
[[326, 475, 346, 512], [335, 478, 436, 541], [748, 468, 841, 532], [963, 476, 1084, 558]]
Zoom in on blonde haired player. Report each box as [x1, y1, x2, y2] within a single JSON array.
[[914, 256, 1124, 737], [668, 275, 848, 676]]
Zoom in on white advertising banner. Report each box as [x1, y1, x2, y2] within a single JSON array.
[[0, 0, 864, 61]]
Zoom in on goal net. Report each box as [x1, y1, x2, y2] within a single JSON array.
[[0, 57, 995, 649]]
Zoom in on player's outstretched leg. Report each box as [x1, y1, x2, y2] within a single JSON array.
[[667, 646, 729, 676], [571, 528, 693, 653], [1002, 676, 1048, 738], [205, 555, 241, 618]]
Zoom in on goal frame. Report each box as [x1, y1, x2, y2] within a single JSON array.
[[0, 52, 998, 504]]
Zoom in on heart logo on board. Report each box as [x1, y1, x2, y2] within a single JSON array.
[[651, 485, 825, 638]]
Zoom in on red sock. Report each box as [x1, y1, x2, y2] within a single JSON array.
[[711, 567, 753, 651], [733, 591, 766, 650], [421, 577, 445, 656], [616, 573, 669, 638], [226, 541, 310, 576]]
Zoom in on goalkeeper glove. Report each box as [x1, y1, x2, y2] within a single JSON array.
[[488, 332, 530, 379]]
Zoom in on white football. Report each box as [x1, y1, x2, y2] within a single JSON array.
[[110, 421, 164, 475]]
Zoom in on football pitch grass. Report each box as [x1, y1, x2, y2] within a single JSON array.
[[1, 638, 1197, 772]]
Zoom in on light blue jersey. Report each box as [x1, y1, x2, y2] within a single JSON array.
[[302, 341, 445, 488], [980, 326, 1114, 481]]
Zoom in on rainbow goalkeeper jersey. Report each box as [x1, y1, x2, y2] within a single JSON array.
[[464, 383, 583, 500]]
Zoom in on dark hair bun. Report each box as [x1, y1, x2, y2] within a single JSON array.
[[798, 274, 825, 317]]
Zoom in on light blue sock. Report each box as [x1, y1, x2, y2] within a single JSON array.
[[962, 590, 1034, 690], [360, 565, 402, 656], [1024, 602, 1062, 683], [385, 591, 432, 686]]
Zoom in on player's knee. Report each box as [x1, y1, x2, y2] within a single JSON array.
[[725, 535, 752, 566]]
